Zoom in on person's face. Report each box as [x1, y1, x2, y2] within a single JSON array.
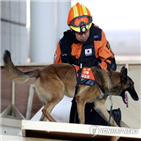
[[74, 29, 90, 42]]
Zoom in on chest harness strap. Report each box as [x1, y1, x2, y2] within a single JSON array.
[[69, 63, 82, 123], [70, 63, 105, 123]]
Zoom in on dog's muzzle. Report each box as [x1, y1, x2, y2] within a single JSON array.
[[121, 87, 139, 104]]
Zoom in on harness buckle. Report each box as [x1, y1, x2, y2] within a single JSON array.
[[61, 53, 67, 57]]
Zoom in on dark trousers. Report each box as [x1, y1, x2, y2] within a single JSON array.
[[69, 101, 121, 126]]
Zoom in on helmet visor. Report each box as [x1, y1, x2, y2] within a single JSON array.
[[69, 15, 92, 27]]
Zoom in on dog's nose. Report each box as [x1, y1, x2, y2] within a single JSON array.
[[135, 97, 139, 101]]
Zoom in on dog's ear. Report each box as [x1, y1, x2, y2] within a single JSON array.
[[121, 66, 127, 83]]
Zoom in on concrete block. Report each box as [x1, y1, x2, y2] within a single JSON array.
[[10, 1, 20, 23], [19, 0, 27, 25], [1, 22, 10, 64], [1, 1, 10, 20], [10, 24, 20, 63], [20, 26, 28, 63]]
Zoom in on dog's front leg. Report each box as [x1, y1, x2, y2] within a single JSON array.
[[94, 99, 118, 127], [75, 95, 86, 124], [94, 99, 120, 141]]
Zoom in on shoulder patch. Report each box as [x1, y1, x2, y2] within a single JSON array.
[[91, 25, 102, 41], [94, 33, 101, 40], [106, 41, 110, 49]]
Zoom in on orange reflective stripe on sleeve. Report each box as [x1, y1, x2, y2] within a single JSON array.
[[54, 43, 62, 64]]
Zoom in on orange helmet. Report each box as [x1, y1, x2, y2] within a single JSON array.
[[67, 3, 92, 33]]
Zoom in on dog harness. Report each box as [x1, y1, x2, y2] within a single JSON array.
[[72, 64, 105, 91], [70, 64, 105, 123], [73, 64, 95, 85]]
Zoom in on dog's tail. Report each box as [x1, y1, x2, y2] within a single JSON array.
[[3, 50, 40, 84]]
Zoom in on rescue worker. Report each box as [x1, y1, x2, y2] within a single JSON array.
[[54, 3, 117, 125]]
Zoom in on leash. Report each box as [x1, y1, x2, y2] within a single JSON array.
[[107, 71, 113, 126], [108, 93, 113, 126]]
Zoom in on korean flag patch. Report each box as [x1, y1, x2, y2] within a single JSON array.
[[85, 48, 92, 56]]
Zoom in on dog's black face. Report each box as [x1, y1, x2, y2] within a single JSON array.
[[120, 66, 139, 104]]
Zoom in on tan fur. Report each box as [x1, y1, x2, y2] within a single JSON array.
[[3, 50, 138, 141], [4, 51, 117, 125]]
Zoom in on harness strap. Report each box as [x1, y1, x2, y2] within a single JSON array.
[[94, 81, 105, 94], [72, 63, 83, 102], [70, 63, 82, 123], [70, 64, 106, 123]]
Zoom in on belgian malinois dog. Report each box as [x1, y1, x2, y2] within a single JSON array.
[[3, 50, 139, 141]]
